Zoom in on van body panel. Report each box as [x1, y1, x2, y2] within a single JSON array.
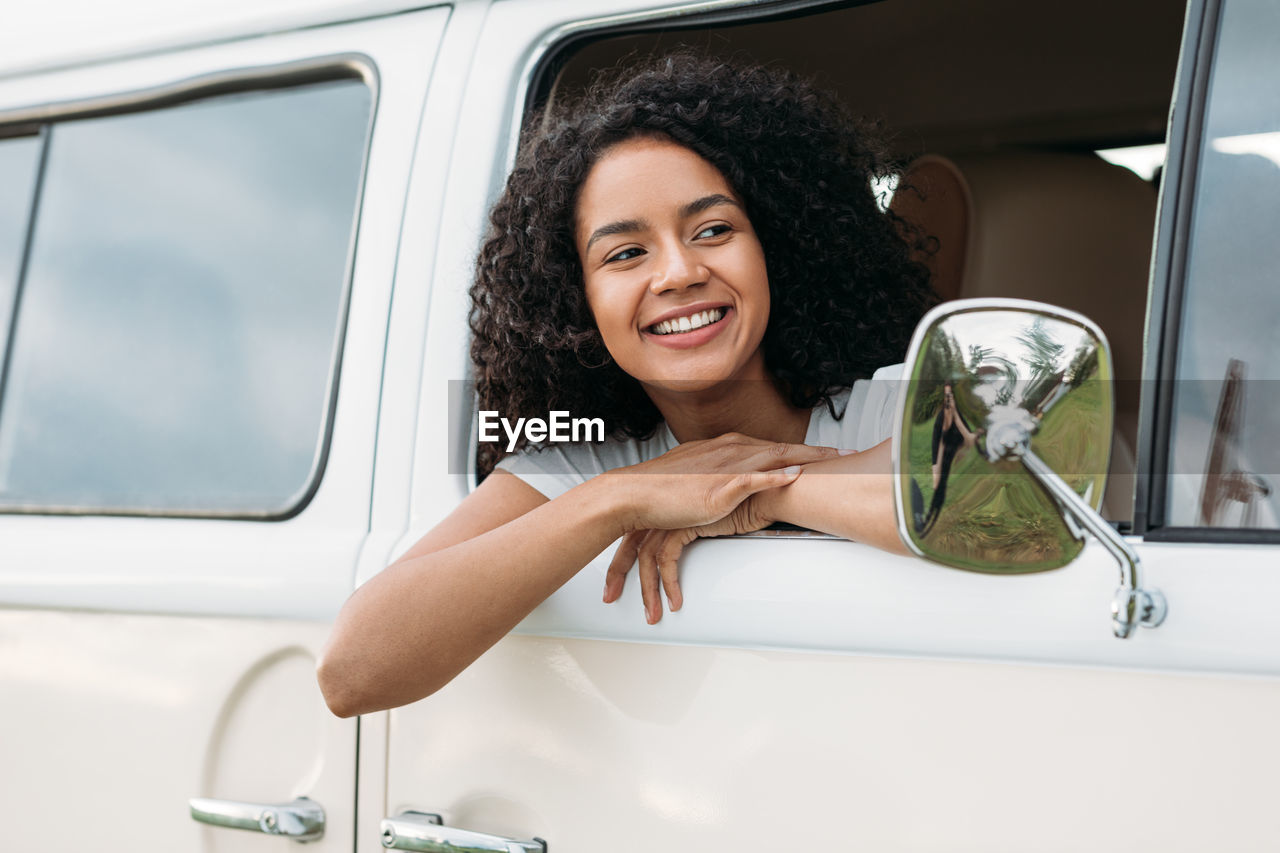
[[0, 1, 458, 79], [0, 10, 448, 853], [386, 634, 1279, 851], [0, 613, 355, 852]]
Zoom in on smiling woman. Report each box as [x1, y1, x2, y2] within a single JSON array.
[[317, 52, 936, 717]]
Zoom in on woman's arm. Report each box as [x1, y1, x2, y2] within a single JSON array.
[[317, 471, 620, 717], [317, 435, 837, 716], [759, 438, 906, 554]]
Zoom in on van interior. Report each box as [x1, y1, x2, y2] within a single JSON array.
[[536, 0, 1187, 526]]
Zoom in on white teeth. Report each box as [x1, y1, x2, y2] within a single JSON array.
[[649, 308, 727, 336]]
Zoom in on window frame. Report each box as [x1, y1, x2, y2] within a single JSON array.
[[1136, 0, 1280, 543], [0, 127, 46, 425], [0, 54, 378, 521]]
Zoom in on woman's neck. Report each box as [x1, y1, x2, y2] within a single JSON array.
[[645, 372, 811, 445]]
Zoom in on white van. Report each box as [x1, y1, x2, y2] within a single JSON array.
[[2, 0, 1277, 851]]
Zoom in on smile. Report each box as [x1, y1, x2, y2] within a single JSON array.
[[647, 307, 728, 336]]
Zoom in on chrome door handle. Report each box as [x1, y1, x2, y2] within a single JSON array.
[[189, 796, 325, 842], [381, 810, 545, 853]]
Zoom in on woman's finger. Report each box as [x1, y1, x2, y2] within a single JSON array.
[[711, 466, 804, 512], [655, 528, 696, 612], [636, 529, 666, 624], [746, 441, 852, 470], [604, 530, 643, 603]]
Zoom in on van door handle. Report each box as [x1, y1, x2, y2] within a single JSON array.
[[381, 810, 545, 853], [189, 796, 325, 841]]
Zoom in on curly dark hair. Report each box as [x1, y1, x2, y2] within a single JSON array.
[[471, 51, 935, 475]]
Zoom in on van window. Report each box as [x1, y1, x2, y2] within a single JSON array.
[[1166, 0, 1280, 529], [0, 134, 41, 363], [0, 79, 371, 515], [525, 1, 1182, 527]]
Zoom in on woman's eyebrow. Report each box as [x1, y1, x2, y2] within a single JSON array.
[[679, 193, 742, 218], [586, 218, 648, 252]]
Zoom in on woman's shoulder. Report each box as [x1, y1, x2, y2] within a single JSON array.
[[809, 363, 904, 451], [492, 429, 676, 501]]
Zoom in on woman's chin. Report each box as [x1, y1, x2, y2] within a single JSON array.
[[636, 368, 764, 397], [639, 375, 729, 395], [628, 349, 770, 398]]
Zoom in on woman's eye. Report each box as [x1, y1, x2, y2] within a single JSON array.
[[605, 247, 645, 264], [695, 224, 732, 240]]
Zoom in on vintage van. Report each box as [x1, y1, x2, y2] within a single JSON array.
[[1, 0, 1277, 850]]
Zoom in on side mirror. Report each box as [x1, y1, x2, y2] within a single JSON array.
[[892, 298, 1167, 638]]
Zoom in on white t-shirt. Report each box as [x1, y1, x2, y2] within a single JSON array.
[[494, 363, 903, 500]]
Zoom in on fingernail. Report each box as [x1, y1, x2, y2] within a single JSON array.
[[783, 465, 801, 476], [838, 448, 857, 456]]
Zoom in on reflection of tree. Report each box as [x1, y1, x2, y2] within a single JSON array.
[[924, 329, 965, 380], [1064, 343, 1099, 388], [1018, 318, 1068, 414], [967, 344, 992, 372], [1018, 317, 1065, 378]]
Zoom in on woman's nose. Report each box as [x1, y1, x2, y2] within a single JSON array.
[[649, 243, 709, 295]]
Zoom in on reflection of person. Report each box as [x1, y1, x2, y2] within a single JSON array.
[[318, 53, 935, 716], [917, 383, 977, 535]]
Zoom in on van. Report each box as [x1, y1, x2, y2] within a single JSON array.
[[2, 0, 1277, 850]]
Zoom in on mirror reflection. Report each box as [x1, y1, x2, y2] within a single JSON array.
[[899, 306, 1113, 572]]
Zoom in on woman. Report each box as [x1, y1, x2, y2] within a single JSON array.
[[917, 383, 979, 536], [318, 52, 934, 717]]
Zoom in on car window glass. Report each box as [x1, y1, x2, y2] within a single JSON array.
[[1166, 0, 1280, 529], [0, 134, 41, 367], [0, 79, 371, 515]]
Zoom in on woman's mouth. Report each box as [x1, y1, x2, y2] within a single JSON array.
[[641, 306, 733, 350], [647, 307, 728, 336]]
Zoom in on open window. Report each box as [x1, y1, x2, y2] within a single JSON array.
[[489, 0, 1185, 528]]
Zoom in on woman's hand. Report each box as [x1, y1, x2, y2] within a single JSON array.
[[604, 491, 778, 623], [599, 434, 851, 623], [603, 432, 845, 534]]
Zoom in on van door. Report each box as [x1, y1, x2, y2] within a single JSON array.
[[376, 1, 1280, 851], [0, 9, 447, 853]]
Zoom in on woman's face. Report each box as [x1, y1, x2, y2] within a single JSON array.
[[574, 136, 771, 394]]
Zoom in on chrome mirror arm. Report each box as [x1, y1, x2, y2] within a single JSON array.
[[1020, 450, 1168, 638]]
